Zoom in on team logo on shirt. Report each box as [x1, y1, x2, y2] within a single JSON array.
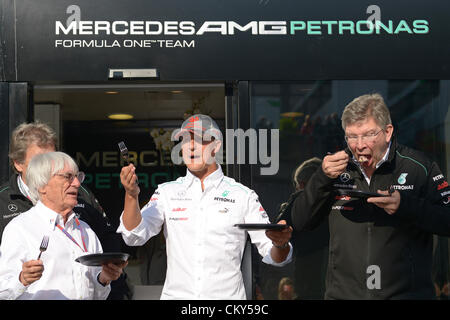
[[259, 206, 268, 219], [2, 212, 20, 219], [222, 190, 230, 197], [397, 173, 408, 185], [333, 183, 357, 189], [7, 204, 18, 212], [335, 195, 351, 201], [214, 196, 235, 203], [392, 184, 414, 190], [169, 217, 189, 221], [219, 207, 229, 214], [437, 181, 449, 190], [339, 172, 351, 183], [332, 205, 354, 211], [170, 195, 192, 201]]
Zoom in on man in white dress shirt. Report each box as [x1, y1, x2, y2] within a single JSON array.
[[0, 152, 127, 300], [118, 114, 293, 299]]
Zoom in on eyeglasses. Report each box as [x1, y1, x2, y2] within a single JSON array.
[[345, 129, 384, 144], [54, 171, 85, 184]]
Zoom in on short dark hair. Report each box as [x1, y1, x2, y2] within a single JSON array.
[[293, 157, 322, 190]]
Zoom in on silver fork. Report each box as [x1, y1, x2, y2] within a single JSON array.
[[37, 235, 49, 260], [118, 141, 130, 165]]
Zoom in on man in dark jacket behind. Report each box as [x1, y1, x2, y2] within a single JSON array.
[[277, 157, 329, 299], [0, 121, 130, 300], [291, 93, 450, 299]]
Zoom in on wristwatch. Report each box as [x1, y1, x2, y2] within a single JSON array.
[[273, 242, 289, 249], [97, 272, 111, 287]]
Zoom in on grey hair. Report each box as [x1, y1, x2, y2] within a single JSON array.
[[341, 93, 392, 130], [9, 122, 57, 173], [26, 152, 78, 205]]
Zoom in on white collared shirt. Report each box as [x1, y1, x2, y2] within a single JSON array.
[[0, 201, 110, 300], [117, 165, 292, 300], [17, 175, 32, 200]]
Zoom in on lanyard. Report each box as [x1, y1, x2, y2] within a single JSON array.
[[55, 217, 88, 252]]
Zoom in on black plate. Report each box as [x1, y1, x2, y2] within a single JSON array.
[[75, 252, 130, 266], [234, 223, 289, 230], [337, 189, 386, 198]]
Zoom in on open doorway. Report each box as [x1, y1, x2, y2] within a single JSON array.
[[33, 83, 226, 298]]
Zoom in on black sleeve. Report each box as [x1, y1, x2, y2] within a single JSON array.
[[395, 161, 450, 237], [290, 167, 334, 231], [275, 191, 301, 225], [77, 186, 131, 299], [76, 186, 123, 252]]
